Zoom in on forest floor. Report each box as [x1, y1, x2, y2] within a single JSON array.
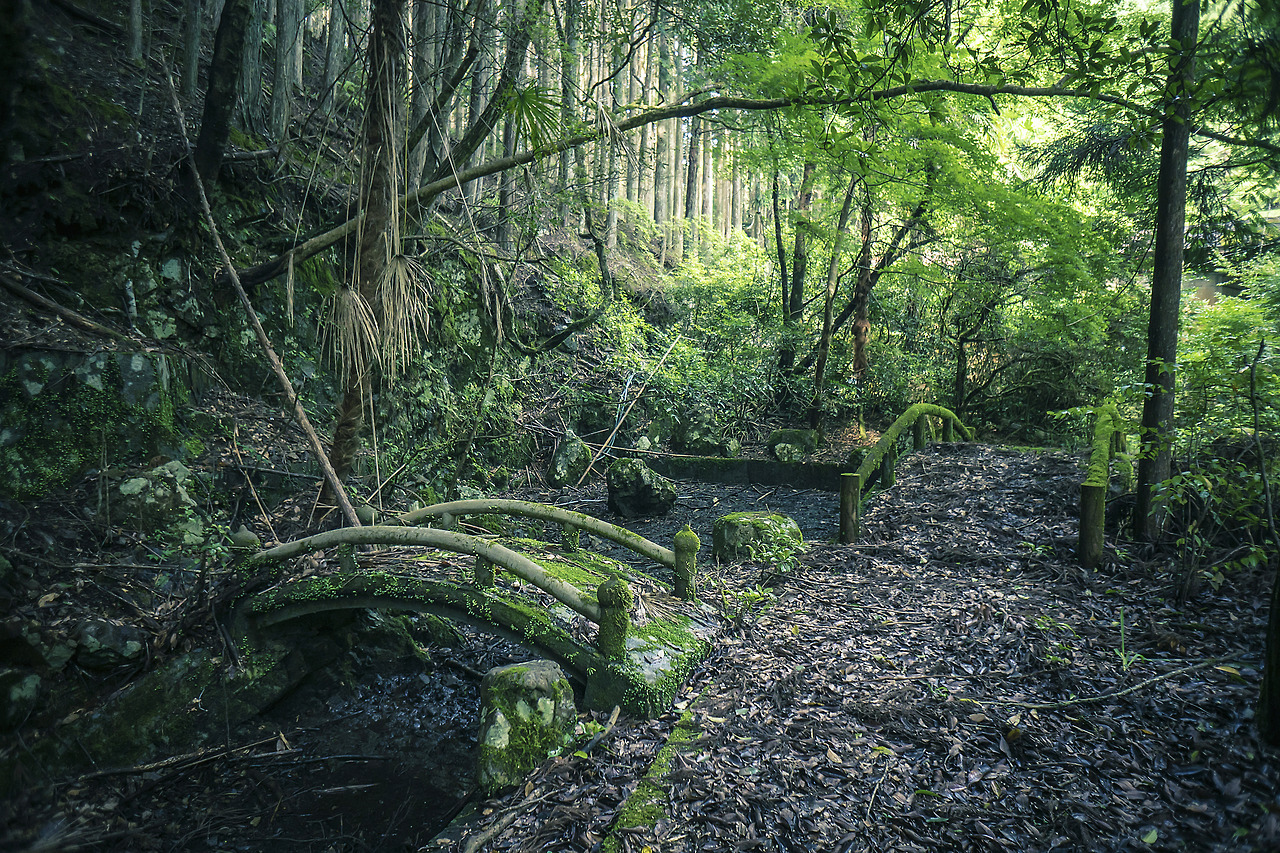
[[444, 444, 1279, 853], [3, 441, 1277, 852]]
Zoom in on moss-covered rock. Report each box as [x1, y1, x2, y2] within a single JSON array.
[[547, 429, 593, 487], [767, 428, 820, 455], [476, 660, 576, 793], [606, 458, 677, 518], [712, 512, 803, 562]]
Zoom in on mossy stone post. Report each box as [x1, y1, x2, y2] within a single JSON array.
[[441, 511, 457, 531], [673, 524, 699, 600], [474, 555, 495, 588], [596, 574, 633, 659], [562, 523, 580, 552], [1079, 484, 1105, 568], [942, 417, 955, 442], [912, 416, 927, 451], [840, 472, 861, 544], [881, 445, 896, 489]]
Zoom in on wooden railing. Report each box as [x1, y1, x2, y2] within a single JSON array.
[[1078, 403, 1128, 568], [839, 403, 973, 543], [242, 501, 702, 658], [398, 499, 700, 599]]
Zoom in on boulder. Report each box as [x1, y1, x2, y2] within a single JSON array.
[[476, 660, 576, 793], [606, 458, 677, 518], [672, 408, 722, 456], [76, 620, 149, 669], [0, 669, 40, 730], [712, 512, 803, 562], [111, 460, 201, 540], [547, 430, 592, 487], [773, 442, 802, 463], [767, 428, 820, 456]]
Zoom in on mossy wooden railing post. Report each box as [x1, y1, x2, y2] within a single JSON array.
[[673, 525, 699, 600], [912, 417, 927, 451], [474, 555, 495, 588], [839, 472, 861, 543], [881, 446, 896, 488], [942, 417, 954, 442], [562, 523, 580, 552], [596, 574, 633, 658], [1079, 404, 1123, 568]]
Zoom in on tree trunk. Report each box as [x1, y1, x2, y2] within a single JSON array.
[[236, 0, 265, 129], [327, 0, 405, 484], [193, 0, 250, 185], [809, 172, 860, 430], [129, 0, 144, 63], [269, 0, 298, 139], [776, 161, 815, 383], [1135, 0, 1199, 540], [558, 0, 578, 227], [321, 0, 345, 111], [405, 0, 433, 190], [182, 0, 203, 98], [684, 115, 700, 260]]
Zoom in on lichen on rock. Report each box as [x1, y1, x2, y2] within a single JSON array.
[[476, 660, 577, 793]]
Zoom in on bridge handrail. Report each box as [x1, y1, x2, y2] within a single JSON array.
[[242, 525, 602, 622], [855, 403, 973, 483], [398, 499, 677, 569], [839, 403, 972, 544], [1079, 403, 1126, 568]]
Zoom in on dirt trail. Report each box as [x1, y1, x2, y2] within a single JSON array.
[[449, 444, 1277, 853]]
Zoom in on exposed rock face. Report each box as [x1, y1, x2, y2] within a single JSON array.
[[476, 660, 576, 793], [606, 458, 677, 518], [548, 430, 592, 487], [712, 511, 803, 561]]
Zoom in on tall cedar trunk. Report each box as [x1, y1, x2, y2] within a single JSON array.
[[850, 198, 874, 379], [637, 40, 653, 213], [465, 0, 491, 206], [193, 0, 250, 185], [322, 0, 345, 110], [1136, 0, 1199, 540], [236, 0, 264, 128], [777, 161, 815, 381], [808, 173, 860, 430], [684, 115, 700, 259], [651, 14, 669, 226], [293, 0, 304, 87], [269, 0, 299, 139], [559, 0, 579, 226], [405, 0, 432, 190], [328, 0, 405, 484], [771, 166, 787, 314], [129, 0, 144, 62], [182, 0, 203, 98]]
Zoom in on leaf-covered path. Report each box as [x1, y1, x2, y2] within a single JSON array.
[[447, 444, 1277, 853]]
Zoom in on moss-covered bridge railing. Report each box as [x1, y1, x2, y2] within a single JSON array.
[[839, 403, 973, 543], [233, 504, 714, 716]]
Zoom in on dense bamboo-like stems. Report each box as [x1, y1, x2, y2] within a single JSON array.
[[164, 73, 361, 528], [1136, 0, 1199, 541]]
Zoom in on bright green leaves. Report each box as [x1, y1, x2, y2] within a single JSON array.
[[503, 84, 561, 152]]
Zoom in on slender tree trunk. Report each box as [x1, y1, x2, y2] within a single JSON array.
[[777, 161, 815, 383], [236, 0, 264, 128], [652, 14, 669, 226], [269, 0, 298, 139], [328, 0, 405, 484], [293, 0, 304, 88], [1136, 0, 1199, 540], [809, 172, 860, 430], [193, 0, 250, 185], [558, 0, 579, 227], [684, 114, 700, 260], [638, 39, 654, 215], [321, 0, 345, 111], [464, 0, 492, 206], [130, 0, 145, 63], [182, 0, 203, 98]]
